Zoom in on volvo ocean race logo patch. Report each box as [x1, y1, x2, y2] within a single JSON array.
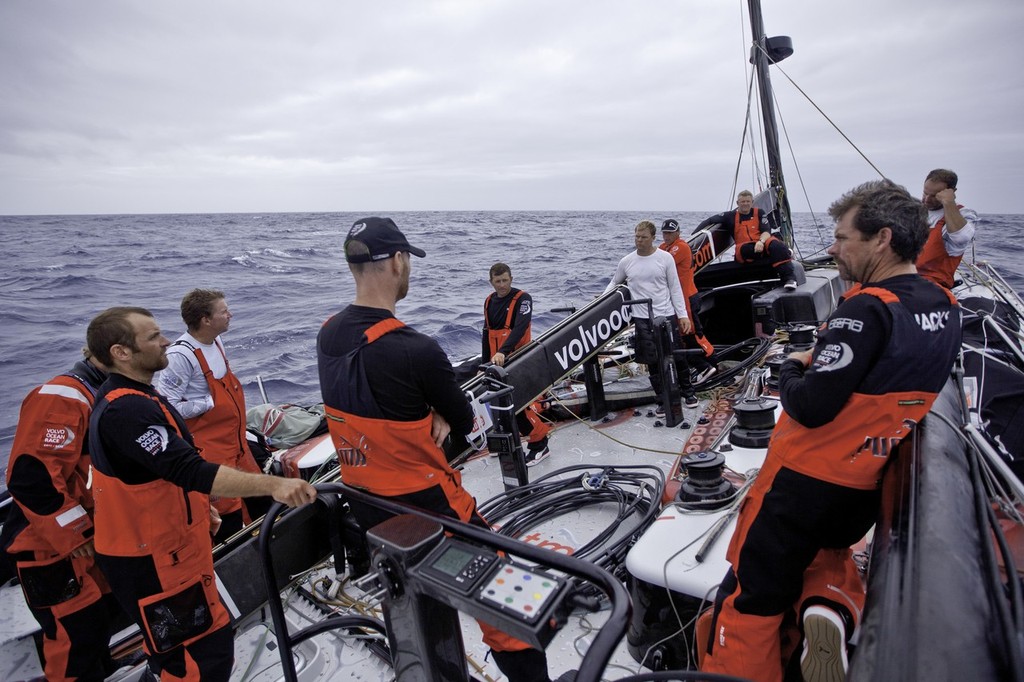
[[519, 299, 532, 316], [814, 342, 854, 372], [136, 425, 170, 455], [42, 425, 75, 450]]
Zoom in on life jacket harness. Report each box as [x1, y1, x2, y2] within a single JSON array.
[[90, 387, 228, 655], [916, 207, 964, 290], [768, 285, 959, 490], [732, 207, 775, 257], [484, 290, 531, 357], [4, 372, 106, 615], [171, 339, 258, 515], [321, 319, 474, 518]]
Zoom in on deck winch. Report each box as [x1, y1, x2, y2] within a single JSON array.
[[729, 397, 777, 448], [675, 451, 735, 509]]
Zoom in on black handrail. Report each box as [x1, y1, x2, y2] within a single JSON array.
[[258, 480, 632, 682]]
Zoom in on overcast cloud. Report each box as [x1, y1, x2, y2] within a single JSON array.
[[1, 0, 1022, 215]]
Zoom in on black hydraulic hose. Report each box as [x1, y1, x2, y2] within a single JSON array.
[[699, 336, 773, 390], [476, 466, 665, 600]]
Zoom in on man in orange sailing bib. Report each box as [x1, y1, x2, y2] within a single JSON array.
[[916, 168, 979, 290], [659, 219, 717, 384], [482, 262, 551, 465], [702, 181, 962, 682], [0, 348, 119, 681], [695, 189, 798, 290], [317, 217, 554, 682], [87, 307, 316, 681], [157, 289, 268, 543]]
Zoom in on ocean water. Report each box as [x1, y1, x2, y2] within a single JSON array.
[[2, 210, 1022, 477]]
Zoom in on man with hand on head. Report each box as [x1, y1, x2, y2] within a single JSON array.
[[916, 168, 979, 290], [87, 306, 316, 682]]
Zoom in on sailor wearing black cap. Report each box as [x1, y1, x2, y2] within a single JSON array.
[[318, 217, 555, 682]]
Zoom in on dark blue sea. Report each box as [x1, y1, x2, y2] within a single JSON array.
[[2, 211, 1022, 478]]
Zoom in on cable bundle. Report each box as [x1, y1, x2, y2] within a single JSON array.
[[477, 464, 666, 578]]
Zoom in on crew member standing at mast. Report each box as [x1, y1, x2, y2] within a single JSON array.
[[157, 289, 267, 543], [483, 262, 551, 466]]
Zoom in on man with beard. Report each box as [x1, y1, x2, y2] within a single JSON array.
[[87, 307, 316, 682], [317, 217, 554, 682], [702, 181, 962, 682], [916, 168, 979, 289]]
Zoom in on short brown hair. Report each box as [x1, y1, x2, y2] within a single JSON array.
[[737, 190, 754, 200], [489, 262, 511, 280], [87, 307, 153, 366], [180, 289, 225, 331], [925, 168, 957, 190]]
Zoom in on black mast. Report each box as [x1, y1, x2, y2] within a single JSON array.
[[747, 0, 795, 247]]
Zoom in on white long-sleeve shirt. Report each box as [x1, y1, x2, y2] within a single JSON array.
[[155, 332, 228, 419], [928, 205, 978, 257], [604, 249, 688, 321]]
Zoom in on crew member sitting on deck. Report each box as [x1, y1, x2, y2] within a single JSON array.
[[483, 261, 552, 466], [916, 168, 979, 290], [701, 180, 962, 682], [695, 189, 798, 290]]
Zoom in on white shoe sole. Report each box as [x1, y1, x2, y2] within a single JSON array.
[[800, 606, 849, 682]]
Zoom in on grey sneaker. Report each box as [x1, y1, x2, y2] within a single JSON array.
[[800, 605, 848, 682], [784, 280, 798, 291], [524, 445, 550, 467]]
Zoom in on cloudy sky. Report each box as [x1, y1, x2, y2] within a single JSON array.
[[2, 0, 1022, 215]]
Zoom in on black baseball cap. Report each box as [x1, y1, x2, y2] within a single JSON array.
[[345, 217, 427, 263], [662, 219, 680, 232]]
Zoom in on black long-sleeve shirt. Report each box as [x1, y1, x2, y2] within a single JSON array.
[[779, 275, 959, 428], [481, 288, 533, 359], [319, 305, 474, 439], [90, 372, 220, 491]]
